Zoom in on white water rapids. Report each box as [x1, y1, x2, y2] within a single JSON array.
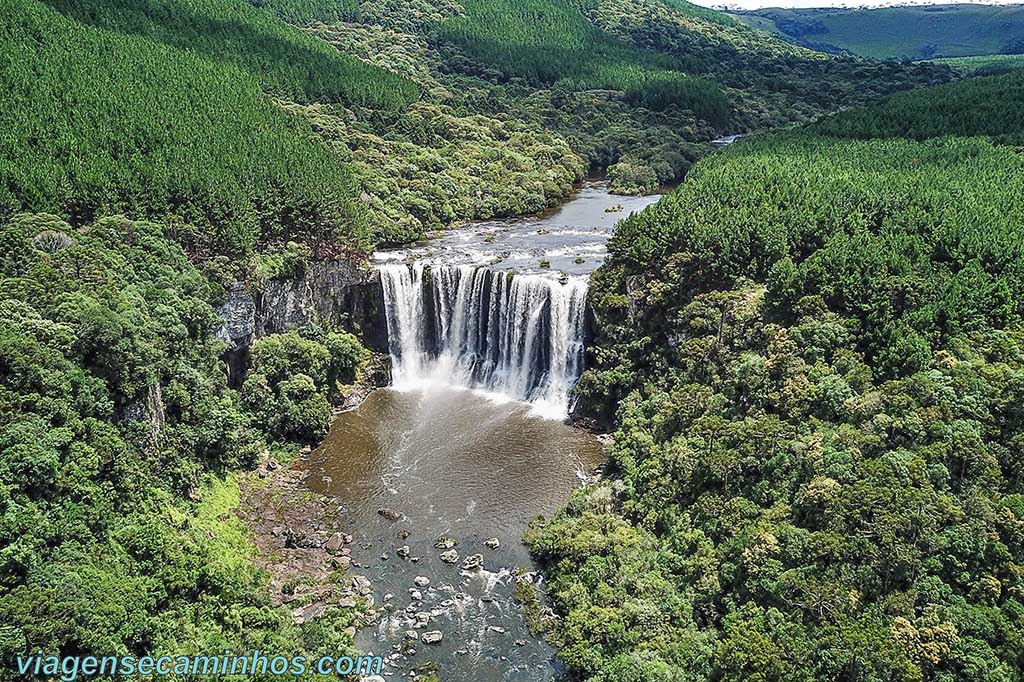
[[379, 262, 588, 419]]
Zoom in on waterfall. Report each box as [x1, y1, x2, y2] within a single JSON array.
[[379, 262, 588, 419]]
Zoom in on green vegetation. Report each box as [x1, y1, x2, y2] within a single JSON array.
[[287, 99, 586, 244], [812, 70, 1024, 144], [250, 0, 359, 25], [529, 75, 1024, 681], [734, 3, 1024, 60], [931, 54, 1024, 77], [513, 569, 547, 635], [242, 328, 366, 441], [42, 0, 416, 107], [0, 2, 990, 678], [0, 0, 391, 257], [439, 0, 730, 123], [0, 213, 365, 679], [422, 0, 949, 195], [0, 0, 954, 254]]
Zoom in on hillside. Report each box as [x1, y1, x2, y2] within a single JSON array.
[[0, 0, 420, 259], [0, 3, 976, 678], [931, 53, 1024, 76], [811, 69, 1024, 143], [734, 3, 1024, 60], [0, 0, 952, 250], [529, 65, 1024, 681], [301, 0, 949, 201]]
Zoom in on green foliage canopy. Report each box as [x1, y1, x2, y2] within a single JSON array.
[[531, 80, 1024, 681], [0, 214, 364, 677]]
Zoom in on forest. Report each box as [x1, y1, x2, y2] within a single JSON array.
[[2, 0, 1020, 679], [529, 73, 1024, 681], [0, 0, 389, 258], [0, 0, 952, 249], [811, 69, 1024, 144], [0, 213, 366, 679]]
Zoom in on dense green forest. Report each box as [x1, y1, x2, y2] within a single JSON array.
[[296, 0, 949, 205], [811, 69, 1024, 143], [0, 214, 366, 679], [931, 54, 1024, 77], [0, 0, 952, 249], [438, 0, 731, 123], [41, 0, 417, 107], [735, 4, 1024, 60], [0, 0, 395, 258], [251, 0, 359, 25], [437, 0, 949, 127], [0, 0, 999, 679], [529, 74, 1024, 680]]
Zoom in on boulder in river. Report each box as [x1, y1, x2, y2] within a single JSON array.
[[440, 549, 459, 564], [377, 507, 402, 521], [434, 535, 458, 549], [325, 533, 345, 551], [422, 631, 443, 645], [414, 576, 431, 588], [462, 553, 484, 570], [396, 545, 410, 558], [351, 575, 373, 596], [484, 537, 500, 550]]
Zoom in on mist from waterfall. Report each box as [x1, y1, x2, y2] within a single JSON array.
[[379, 262, 588, 419]]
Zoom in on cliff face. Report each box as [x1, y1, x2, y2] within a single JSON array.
[[217, 259, 388, 386]]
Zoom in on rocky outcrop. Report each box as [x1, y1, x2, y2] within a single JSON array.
[[237, 450, 373, 631], [216, 259, 388, 386]]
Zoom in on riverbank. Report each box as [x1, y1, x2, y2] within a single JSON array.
[[237, 447, 375, 629], [236, 184, 648, 680]]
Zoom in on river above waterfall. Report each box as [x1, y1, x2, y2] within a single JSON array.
[[374, 181, 663, 276], [307, 183, 657, 680]]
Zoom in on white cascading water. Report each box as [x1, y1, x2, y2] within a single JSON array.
[[379, 262, 588, 419]]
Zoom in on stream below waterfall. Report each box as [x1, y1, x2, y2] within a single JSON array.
[[305, 183, 661, 680]]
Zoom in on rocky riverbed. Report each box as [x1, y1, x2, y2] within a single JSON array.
[[301, 387, 605, 681], [237, 449, 373, 631]]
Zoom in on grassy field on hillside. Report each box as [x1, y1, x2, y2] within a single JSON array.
[[734, 4, 1024, 60]]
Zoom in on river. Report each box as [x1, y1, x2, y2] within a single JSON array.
[[304, 182, 661, 681]]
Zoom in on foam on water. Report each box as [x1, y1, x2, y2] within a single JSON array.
[[379, 262, 588, 419]]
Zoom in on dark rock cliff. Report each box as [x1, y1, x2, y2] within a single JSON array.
[[216, 259, 388, 386]]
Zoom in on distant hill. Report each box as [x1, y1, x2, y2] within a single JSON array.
[[733, 4, 1024, 60]]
